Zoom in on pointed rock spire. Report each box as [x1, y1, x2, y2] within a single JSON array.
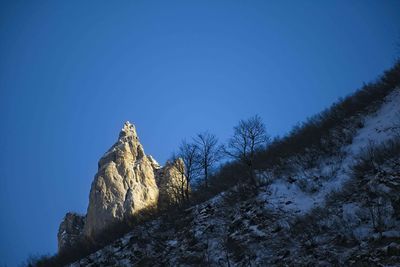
[[58, 121, 188, 249]]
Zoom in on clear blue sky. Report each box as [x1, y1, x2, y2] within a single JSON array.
[[0, 0, 399, 266]]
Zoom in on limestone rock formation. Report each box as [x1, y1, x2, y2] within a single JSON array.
[[156, 158, 188, 208], [58, 121, 188, 250], [83, 121, 159, 237], [57, 212, 85, 252]]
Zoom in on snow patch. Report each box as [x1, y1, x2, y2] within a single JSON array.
[[259, 88, 400, 215]]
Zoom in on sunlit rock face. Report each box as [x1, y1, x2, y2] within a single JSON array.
[[57, 212, 85, 252], [156, 158, 188, 209], [83, 121, 159, 238], [57, 121, 188, 250]]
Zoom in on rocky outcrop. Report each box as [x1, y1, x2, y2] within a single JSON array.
[[57, 212, 85, 252], [83, 122, 159, 238], [156, 158, 188, 208], [58, 121, 187, 250]]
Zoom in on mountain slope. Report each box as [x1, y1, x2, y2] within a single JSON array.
[[65, 77, 400, 265]]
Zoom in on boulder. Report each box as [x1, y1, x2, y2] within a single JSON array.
[[57, 212, 85, 252]]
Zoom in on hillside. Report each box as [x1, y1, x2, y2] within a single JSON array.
[[72, 89, 400, 266], [32, 62, 400, 266]]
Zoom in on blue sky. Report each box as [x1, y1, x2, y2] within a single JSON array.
[[0, 0, 399, 266]]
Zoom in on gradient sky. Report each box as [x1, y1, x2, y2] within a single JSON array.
[[0, 0, 399, 266]]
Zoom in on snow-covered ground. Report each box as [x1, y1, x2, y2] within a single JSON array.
[[258, 88, 400, 215], [69, 88, 400, 266]]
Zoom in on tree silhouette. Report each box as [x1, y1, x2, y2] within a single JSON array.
[[176, 140, 200, 200], [194, 132, 221, 188], [225, 115, 269, 186]]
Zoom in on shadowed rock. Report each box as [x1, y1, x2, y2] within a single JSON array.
[[57, 212, 85, 252]]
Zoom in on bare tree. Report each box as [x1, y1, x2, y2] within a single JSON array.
[[225, 115, 269, 186], [194, 132, 221, 188], [176, 140, 200, 200]]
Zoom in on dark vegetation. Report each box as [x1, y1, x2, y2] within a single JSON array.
[[285, 136, 400, 266], [255, 61, 400, 174], [354, 138, 400, 235], [26, 60, 400, 266]]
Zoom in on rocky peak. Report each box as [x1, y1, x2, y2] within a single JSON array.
[[98, 121, 144, 169], [119, 121, 138, 140], [83, 122, 159, 238], [58, 121, 187, 249]]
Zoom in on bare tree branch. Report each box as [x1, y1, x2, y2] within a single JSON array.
[[225, 115, 270, 186], [194, 132, 222, 188], [175, 140, 201, 200]]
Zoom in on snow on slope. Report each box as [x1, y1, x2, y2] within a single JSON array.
[[258, 88, 400, 215], [349, 88, 400, 154], [69, 88, 400, 266]]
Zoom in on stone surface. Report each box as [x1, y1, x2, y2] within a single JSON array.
[[57, 212, 85, 252], [156, 158, 188, 208], [83, 121, 159, 238], [58, 121, 188, 250]]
